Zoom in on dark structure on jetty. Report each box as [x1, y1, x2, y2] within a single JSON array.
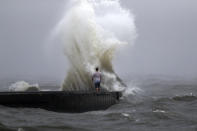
[[0, 91, 122, 113]]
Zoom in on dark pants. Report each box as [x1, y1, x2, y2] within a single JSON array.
[[94, 82, 100, 89]]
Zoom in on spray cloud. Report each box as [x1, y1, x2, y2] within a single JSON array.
[[55, 0, 136, 91]]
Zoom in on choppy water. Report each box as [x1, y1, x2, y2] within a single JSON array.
[[0, 76, 197, 131]]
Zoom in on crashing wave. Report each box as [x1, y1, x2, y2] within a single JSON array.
[[54, 0, 136, 91], [9, 81, 40, 92]]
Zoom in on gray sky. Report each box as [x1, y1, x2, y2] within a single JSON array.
[[0, 0, 197, 82], [117, 0, 197, 78]]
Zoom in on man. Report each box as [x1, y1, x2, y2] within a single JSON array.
[[92, 67, 101, 92]]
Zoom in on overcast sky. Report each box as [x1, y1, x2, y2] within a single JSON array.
[[0, 0, 197, 82], [117, 0, 197, 78]]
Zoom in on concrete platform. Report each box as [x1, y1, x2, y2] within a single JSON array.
[[0, 91, 122, 113]]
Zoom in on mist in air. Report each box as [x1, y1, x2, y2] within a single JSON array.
[[52, 0, 136, 91], [0, 0, 197, 84], [0, 1, 197, 130]]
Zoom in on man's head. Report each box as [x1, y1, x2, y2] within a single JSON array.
[[95, 67, 99, 71]]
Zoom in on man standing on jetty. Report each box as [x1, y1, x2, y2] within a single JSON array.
[[92, 67, 102, 92]]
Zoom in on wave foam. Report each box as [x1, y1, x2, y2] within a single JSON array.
[[54, 0, 136, 91], [9, 81, 40, 92]]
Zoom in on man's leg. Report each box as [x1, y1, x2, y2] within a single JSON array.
[[95, 83, 97, 92], [98, 82, 100, 92], [95, 83, 99, 92]]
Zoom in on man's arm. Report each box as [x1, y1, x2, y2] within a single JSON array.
[[100, 73, 102, 82], [92, 73, 95, 81]]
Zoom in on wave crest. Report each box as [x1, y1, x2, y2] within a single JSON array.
[[54, 0, 136, 91]]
